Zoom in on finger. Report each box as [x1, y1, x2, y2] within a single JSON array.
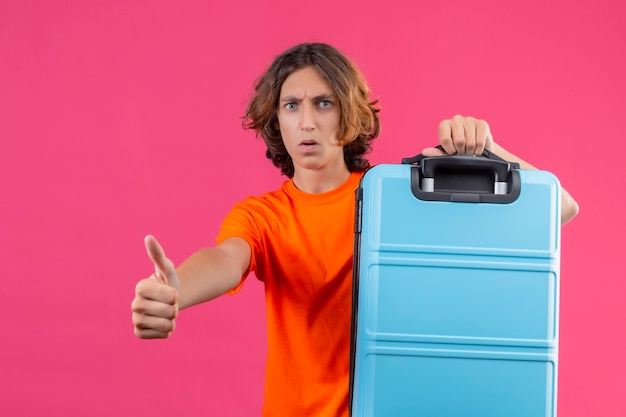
[[475, 119, 492, 153], [421, 147, 446, 157], [134, 328, 172, 339], [133, 320, 176, 339], [450, 115, 466, 154], [132, 312, 177, 334], [134, 278, 178, 305], [131, 293, 178, 319], [144, 235, 176, 286], [437, 120, 456, 155], [144, 235, 170, 272], [463, 117, 478, 155]]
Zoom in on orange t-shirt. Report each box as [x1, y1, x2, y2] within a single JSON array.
[[216, 171, 364, 417]]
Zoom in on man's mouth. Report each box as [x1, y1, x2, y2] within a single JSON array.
[[299, 140, 318, 149]]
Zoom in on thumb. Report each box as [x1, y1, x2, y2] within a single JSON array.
[[144, 235, 179, 288], [421, 147, 447, 157]]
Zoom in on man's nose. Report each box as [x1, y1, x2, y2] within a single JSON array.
[[299, 103, 315, 131]]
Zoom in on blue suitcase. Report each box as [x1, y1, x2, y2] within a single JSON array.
[[349, 150, 561, 417]]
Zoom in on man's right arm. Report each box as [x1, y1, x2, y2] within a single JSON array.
[[131, 235, 251, 339], [175, 237, 251, 309]]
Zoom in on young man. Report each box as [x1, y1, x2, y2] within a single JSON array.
[[131, 43, 579, 416]]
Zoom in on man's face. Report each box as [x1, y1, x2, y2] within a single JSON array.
[[277, 66, 345, 177]]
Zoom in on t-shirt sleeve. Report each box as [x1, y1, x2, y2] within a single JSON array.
[[215, 198, 264, 294]]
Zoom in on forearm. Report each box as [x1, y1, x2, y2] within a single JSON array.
[[492, 143, 579, 225], [175, 244, 248, 310]]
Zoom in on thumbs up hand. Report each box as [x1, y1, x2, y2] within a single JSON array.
[[131, 236, 180, 339]]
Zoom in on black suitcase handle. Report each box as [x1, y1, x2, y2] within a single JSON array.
[[402, 146, 521, 203]]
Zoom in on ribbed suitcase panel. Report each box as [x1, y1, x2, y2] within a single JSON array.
[[351, 166, 561, 417]]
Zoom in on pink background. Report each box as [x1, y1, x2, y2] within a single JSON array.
[[1, 0, 624, 415]]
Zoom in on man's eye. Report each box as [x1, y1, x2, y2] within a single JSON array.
[[319, 100, 331, 108], [285, 103, 297, 110]]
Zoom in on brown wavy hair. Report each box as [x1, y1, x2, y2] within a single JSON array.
[[243, 43, 380, 178]]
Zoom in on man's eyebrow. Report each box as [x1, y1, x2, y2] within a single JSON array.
[[313, 94, 337, 101], [279, 95, 301, 103], [279, 93, 337, 103]]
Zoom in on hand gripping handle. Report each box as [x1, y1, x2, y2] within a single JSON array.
[[403, 146, 521, 203]]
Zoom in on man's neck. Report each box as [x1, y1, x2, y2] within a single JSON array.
[[292, 166, 351, 194]]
